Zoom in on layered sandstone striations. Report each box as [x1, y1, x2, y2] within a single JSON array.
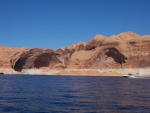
[[68, 32, 150, 69], [0, 32, 150, 73]]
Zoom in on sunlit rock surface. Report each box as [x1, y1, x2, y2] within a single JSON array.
[[0, 32, 149, 73]]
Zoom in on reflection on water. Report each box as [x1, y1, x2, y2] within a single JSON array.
[[0, 75, 150, 112]]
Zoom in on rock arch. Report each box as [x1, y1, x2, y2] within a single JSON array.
[[90, 47, 127, 68], [104, 48, 126, 64]]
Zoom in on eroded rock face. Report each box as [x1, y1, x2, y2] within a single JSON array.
[[14, 48, 65, 71], [67, 32, 150, 69], [68, 47, 127, 69], [0, 46, 28, 68], [0, 32, 150, 71], [122, 36, 150, 68], [86, 35, 106, 50], [34, 53, 52, 68], [90, 47, 127, 68]]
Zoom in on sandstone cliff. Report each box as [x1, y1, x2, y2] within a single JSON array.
[[0, 32, 150, 72], [0, 46, 28, 68]]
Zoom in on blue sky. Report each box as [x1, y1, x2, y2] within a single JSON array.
[[0, 0, 150, 49]]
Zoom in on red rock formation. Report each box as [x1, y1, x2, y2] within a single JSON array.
[[14, 48, 65, 71], [0, 32, 149, 72], [87, 35, 106, 49], [0, 46, 28, 68], [67, 32, 150, 69]]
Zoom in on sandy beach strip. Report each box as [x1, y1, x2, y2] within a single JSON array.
[[0, 68, 149, 77]]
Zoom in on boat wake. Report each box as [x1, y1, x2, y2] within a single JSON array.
[[123, 74, 150, 79]]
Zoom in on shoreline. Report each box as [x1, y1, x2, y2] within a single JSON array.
[[0, 68, 150, 77]]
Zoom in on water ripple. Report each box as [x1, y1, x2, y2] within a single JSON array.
[[0, 75, 150, 112]]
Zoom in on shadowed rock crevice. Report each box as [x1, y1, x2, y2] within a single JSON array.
[[104, 48, 126, 64]]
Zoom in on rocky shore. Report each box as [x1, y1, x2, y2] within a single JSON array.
[[1, 68, 149, 77]]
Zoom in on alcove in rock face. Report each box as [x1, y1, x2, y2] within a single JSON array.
[[14, 49, 62, 71], [91, 47, 127, 68]]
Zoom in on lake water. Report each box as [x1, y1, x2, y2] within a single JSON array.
[[0, 75, 150, 113]]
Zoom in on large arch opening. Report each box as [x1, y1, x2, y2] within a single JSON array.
[[104, 48, 126, 64], [91, 47, 127, 68]]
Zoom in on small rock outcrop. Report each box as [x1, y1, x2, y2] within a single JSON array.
[[87, 35, 106, 48]]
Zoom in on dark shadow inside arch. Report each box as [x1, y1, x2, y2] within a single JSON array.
[[14, 53, 28, 71], [105, 48, 127, 65], [34, 53, 52, 68]]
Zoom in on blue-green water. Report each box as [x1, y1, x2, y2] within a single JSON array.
[[0, 75, 150, 113]]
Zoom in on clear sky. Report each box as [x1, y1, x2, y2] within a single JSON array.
[[0, 0, 150, 49]]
